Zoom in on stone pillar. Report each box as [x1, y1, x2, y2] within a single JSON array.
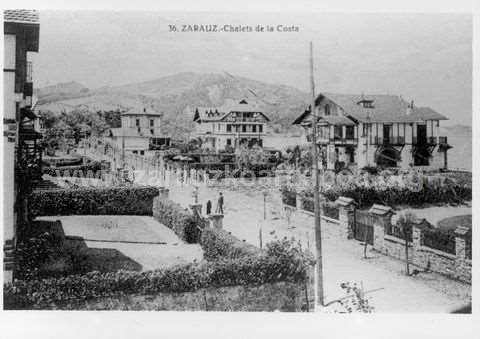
[[208, 214, 224, 230], [190, 203, 202, 217], [411, 224, 422, 260], [335, 196, 355, 239], [454, 226, 470, 282], [368, 204, 395, 253], [296, 193, 303, 210]]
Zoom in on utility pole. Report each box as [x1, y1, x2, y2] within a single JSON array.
[[309, 41, 325, 307]]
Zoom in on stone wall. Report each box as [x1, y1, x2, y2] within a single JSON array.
[[284, 195, 471, 284], [42, 281, 313, 311]]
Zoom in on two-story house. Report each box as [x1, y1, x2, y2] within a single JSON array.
[[108, 107, 171, 155], [3, 10, 41, 282], [293, 93, 451, 171], [193, 100, 270, 152]]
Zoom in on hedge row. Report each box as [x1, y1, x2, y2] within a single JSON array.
[[4, 239, 313, 309], [199, 227, 261, 261], [29, 186, 160, 217], [291, 181, 471, 209], [42, 161, 106, 177], [320, 185, 471, 209], [152, 198, 204, 243]]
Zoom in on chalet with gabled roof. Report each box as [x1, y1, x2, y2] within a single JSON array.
[[193, 99, 270, 152], [293, 93, 452, 171]]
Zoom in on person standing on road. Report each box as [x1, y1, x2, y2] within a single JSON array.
[[216, 192, 224, 214], [206, 200, 212, 215]]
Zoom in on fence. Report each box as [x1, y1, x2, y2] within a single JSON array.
[[422, 228, 456, 255], [281, 192, 472, 283]]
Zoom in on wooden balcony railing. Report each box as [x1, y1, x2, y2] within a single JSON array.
[[373, 136, 405, 145]]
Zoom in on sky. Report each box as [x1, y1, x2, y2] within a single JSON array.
[[33, 11, 472, 125]]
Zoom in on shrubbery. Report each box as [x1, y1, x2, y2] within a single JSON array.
[[152, 198, 204, 243], [281, 189, 296, 207], [4, 238, 314, 310], [283, 173, 471, 209], [29, 186, 159, 217], [199, 227, 260, 261]]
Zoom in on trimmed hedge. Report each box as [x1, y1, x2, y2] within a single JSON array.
[[4, 239, 314, 310], [29, 186, 159, 217], [42, 161, 106, 177], [285, 177, 471, 209], [152, 198, 204, 243], [199, 227, 261, 261]]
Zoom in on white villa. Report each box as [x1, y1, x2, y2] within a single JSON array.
[[108, 107, 171, 155], [293, 93, 452, 171], [193, 100, 270, 152]]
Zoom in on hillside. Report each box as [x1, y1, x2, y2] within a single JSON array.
[[34, 72, 309, 137]]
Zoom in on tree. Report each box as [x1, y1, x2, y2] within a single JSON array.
[[396, 211, 416, 275]]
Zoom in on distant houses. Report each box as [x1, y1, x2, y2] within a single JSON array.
[[108, 107, 171, 155], [293, 93, 452, 171], [193, 99, 270, 152]]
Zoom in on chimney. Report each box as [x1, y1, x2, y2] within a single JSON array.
[[406, 100, 414, 115]]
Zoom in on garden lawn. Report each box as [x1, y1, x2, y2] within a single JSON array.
[[391, 203, 472, 227], [35, 215, 203, 273]]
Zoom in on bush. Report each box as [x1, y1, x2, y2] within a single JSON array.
[[152, 198, 204, 243], [29, 186, 159, 217], [15, 231, 61, 281], [4, 238, 314, 310], [199, 227, 261, 261], [281, 189, 296, 207]]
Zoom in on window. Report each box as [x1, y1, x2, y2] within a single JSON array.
[[226, 139, 232, 146], [252, 125, 257, 132], [324, 104, 331, 116], [259, 125, 263, 133], [227, 124, 232, 132], [334, 126, 342, 139], [150, 119, 154, 127], [242, 125, 246, 133], [346, 126, 355, 139], [150, 129, 154, 135], [135, 119, 140, 127], [140, 150, 145, 155]]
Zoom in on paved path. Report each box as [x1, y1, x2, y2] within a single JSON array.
[[168, 182, 471, 313]]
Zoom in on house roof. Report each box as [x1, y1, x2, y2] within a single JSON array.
[[4, 10, 39, 24], [122, 107, 163, 116], [293, 93, 448, 125], [194, 100, 270, 122]]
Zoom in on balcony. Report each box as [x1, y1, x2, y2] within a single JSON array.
[[412, 136, 437, 145], [330, 136, 358, 145], [373, 136, 405, 145]]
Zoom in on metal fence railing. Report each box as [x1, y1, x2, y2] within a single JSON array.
[[422, 228, 456, 254]]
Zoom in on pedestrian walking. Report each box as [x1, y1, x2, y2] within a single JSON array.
[[206, 200, 212, 215], [215, 192, 224, 214]]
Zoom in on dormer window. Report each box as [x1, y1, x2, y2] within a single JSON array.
[[357, 99, 375, 108]]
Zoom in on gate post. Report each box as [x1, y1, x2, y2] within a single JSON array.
[[335, 196, 355, 239], [368, 204, 395, 253]]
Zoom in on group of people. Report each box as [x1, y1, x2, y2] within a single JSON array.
[[205, 192, 224, 215]]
